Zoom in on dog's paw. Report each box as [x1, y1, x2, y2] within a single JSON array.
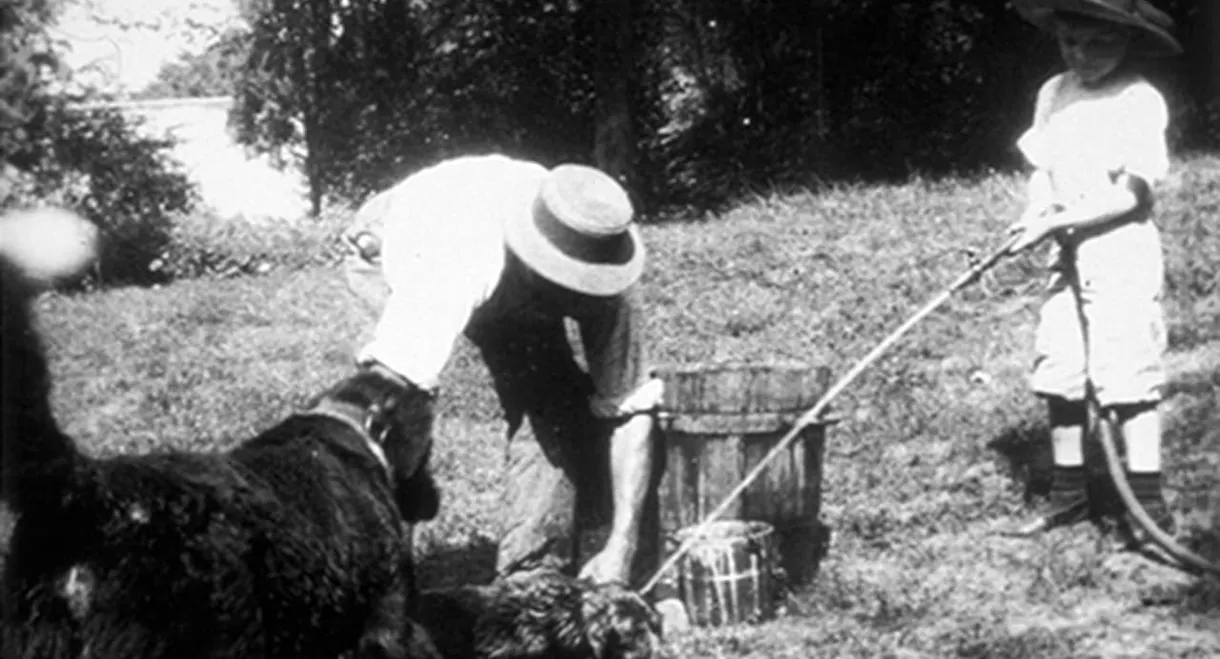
[[581, 583, 662, 659]]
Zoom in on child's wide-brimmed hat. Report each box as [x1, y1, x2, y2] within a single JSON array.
[[505, 164, 645, 297], [1013, 0, 1182, 57]]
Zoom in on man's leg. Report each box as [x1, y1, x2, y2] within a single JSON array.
[[473, 320, 600, 577], [574, 424, 666, 587], [498, 402, 623, 576], [497, 416, 582, 576]]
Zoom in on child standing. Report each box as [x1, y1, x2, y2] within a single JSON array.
[[1002, 0, 1182, 543]]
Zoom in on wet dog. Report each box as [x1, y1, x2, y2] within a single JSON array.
[[0, 209, 441, 659], [413, 569, 662, 659]]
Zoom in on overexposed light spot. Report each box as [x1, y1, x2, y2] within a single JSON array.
[[61, 565, 95, 619], [128, 503, 150, 523]]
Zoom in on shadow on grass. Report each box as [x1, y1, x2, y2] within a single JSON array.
[[987, 420, 1053, 504], [954, 625, 1085, 659], [416, 536, 499, 590], [1176, 575, 1220, 614], [988, 415, 1147, 517], [778, 521, 833, 588]]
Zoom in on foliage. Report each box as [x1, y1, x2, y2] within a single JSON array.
[[1, 0, 62, 172], [231, 0, 598, 208], [153, 205, 349, 281], [9, 104, 199, 285], [643, 0, 1215, 209], [134, 28, 248, 100], [226, 0, 1218, 214]]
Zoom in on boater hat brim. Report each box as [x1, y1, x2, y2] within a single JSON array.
[[1013, 0, 1183, 57], [504, 169, 645, 298]]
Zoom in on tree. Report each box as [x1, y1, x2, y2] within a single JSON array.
[[228, 0, 1216, 216], [135, 27, 248, 99], [1188, 0, 1219, 146], [232, 0, 600, 208], [591, 0, 638, 190], [233, 0, 429, 212], [2, 0, 61, 173]]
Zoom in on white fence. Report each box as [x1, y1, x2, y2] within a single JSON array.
[[78, 96, 310, 222]]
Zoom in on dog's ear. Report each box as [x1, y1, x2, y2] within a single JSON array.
[[582, 584, 662, 659], [395, 465, 440, 522], [362, 372, 435, 485]]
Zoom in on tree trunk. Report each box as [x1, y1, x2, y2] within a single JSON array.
[[1203, 0, 1220, 105], [301, 0, 330, 217], [591, 0, 637, 200]]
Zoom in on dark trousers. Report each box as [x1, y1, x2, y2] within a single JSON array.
[[470, 319, 617, 576]]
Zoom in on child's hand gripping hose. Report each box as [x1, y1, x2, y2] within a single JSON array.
[[638, 234, 1022, 596]]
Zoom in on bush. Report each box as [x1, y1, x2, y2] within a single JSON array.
[[4, 102, 200, 287], [153, 206, 351, 281]]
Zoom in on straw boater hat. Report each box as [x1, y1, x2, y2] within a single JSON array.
[[1013, 0, 1182, 57], [504, 164, 645, 297]]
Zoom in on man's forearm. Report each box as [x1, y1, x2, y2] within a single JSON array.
[[606, 414, 655, 553]]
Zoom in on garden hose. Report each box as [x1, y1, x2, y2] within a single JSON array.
[[1063, 246, 1220, 577], [1090, 395, 1220, 575]]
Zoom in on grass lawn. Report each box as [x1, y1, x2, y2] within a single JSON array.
[[13, 156, 1220, 657]]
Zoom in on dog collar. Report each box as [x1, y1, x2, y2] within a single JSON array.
[[295, 397, 392, 475]]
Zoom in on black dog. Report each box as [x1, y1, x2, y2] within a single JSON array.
[[412, 569, 662, 659], [0, 212, 441, 659]]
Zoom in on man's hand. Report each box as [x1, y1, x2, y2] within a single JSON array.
[[579, 536, 634, 585], [654, 598, 691, 635]]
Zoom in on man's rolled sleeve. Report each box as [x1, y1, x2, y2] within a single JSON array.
[[579, 286, 657, 420], [357, 203, 502, 390]]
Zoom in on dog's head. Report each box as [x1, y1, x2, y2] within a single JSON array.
[[308, 365, 440, 522], [581, 582, 663, 659]]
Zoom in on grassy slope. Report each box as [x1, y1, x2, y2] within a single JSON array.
[[20, 157, 1220, 657]]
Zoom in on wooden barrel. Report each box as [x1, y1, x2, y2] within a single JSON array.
[[673, 520, 777, 627], [653, 361, 832, 592]]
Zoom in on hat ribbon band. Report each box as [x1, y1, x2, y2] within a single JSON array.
[[531, 196, 635, 266]]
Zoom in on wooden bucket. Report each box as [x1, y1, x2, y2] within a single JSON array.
[[673, 520, 778, 627], [653, 362, 832, 591]]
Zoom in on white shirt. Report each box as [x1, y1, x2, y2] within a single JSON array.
[[355, 155, 549, 389], [1018, 71, 1170, 202], [1017, 72, 1169, 295]]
